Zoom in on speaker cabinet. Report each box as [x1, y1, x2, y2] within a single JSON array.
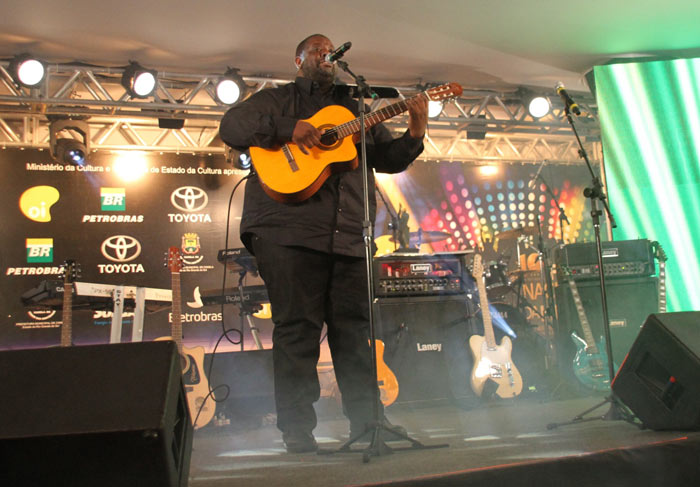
[[203, 349, 275, 421], [554, 276, 658, 389], [0, 341, 192, 487], [612, 312, 700, 430], [375, 294, 480, 404]]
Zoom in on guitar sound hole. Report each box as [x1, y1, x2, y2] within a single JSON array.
[[319, 130, 339, 147]]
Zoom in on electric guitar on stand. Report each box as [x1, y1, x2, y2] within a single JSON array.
[[374, 339, 399, 406], [249, 82, 463, 203], [469, 253, 523, 398], [160, 247, 214, 429], [564, 269, 612, 392], [59, 260, 79, 347]]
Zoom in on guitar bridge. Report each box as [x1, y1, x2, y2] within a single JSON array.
[[489, 364, 503, 379], [282, 145, 299, 172]]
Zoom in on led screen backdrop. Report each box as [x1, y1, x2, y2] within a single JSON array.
[[594, 57, 700, 312]]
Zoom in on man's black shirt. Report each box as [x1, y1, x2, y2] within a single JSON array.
[[219, 77, 424, 258]]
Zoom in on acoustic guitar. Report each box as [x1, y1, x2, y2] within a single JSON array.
[[249, 82, 463, 203], [469, 253, 523, 398], [159, 247, 214, 429]]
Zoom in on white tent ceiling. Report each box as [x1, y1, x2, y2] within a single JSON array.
[[2, 0, 700, 94]]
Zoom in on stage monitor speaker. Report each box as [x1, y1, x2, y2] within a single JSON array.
[[0, 341, 193, 487], [612, 312, 700, 430], [554, 276, 658, 388], [203, 349, 275, 420]]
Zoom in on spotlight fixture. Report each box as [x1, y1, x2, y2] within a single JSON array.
[[428, 100, 444, 119], [527, 95, 551, 118], [215, 68, 247, 105], [49, 119, 90, 166], [121, 62, 158, 98], [8, 54, 46, 88]]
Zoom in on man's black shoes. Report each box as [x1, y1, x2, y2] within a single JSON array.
[[282, 431, 318, 453]]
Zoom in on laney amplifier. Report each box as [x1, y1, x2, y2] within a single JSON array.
[[374, 251, 472, 297], [554, 239, 655, 280]]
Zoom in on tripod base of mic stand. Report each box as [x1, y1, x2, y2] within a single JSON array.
[[319, 420, 449, 463], [546, 394, 642, 430]]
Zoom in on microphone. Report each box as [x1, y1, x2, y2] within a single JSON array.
[[528, 160, 546, 189], [325, 42, 352, 63], [555, 82, 581, 115]]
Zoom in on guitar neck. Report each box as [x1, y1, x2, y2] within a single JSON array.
[[658, 262, 666, 312], [333, 92, 428, 139], [61, 282, 73, 347], [171, 271, 183, 355], [473, 255, 497, 348], [566, 274, 598, 354]]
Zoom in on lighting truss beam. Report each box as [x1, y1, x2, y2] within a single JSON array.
[[0, 62, 600, 164]]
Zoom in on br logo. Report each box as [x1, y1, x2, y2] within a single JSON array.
[[19, 186, 60, 222]]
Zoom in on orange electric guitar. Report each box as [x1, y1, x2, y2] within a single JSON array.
[[249, 82, 463, 203], [159, 247, 214, 429], [374, 339, 399, 406], [469, 253, 523, 398]]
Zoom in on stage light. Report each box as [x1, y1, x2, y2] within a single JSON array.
[[527, 96, 551, 118], [428, 100, 444, 119], [49, 119, 90, 166], [113, 152, 148, 182], [121, 62, 158, 98], [8, 54, 46, 88], [236, 152, 252, 170], [215, 68, 246, 105]]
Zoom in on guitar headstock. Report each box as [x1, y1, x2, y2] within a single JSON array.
[[652, 241, 667, 262], [59, 260, 80, 284], [166, 246, 183, 273], [425, 82, 463, 102], [472, 253, 484, 280]]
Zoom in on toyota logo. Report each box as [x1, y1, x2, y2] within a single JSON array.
[[171, 186, 208, 212], [101, 235, 142, 262]]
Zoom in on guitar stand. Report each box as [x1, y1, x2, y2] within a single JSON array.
[[319, 59, 449, 463]]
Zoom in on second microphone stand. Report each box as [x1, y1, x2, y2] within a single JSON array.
[[547, 104, 638, 429]]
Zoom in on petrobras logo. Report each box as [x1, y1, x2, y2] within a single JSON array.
[[98, 235, 145, 274], [26, 238, 53, 263], [19, 186, 60, 222], [82, 187, 144, 223], [100, 187, 126, 211], [168, 186, 212, 223]]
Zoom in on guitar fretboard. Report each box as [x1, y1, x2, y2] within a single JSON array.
[[171, 271, 183, 356], [61, 282, 73, 347], [566, 273, 599, 355]]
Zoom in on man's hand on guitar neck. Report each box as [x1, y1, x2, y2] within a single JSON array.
[[292, 120, 322, 155], [406, 96, 429, 139]]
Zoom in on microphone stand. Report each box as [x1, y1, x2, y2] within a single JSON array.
[[328, 59, 448, 461], [534, 174, 569, 371], [375, 183, 400, 252], [547, 104, 638, 429]]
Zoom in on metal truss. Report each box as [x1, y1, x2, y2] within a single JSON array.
[[0, 62, 600, 165]]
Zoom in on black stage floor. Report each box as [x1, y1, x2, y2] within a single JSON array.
[[187, 394, 700, 487]]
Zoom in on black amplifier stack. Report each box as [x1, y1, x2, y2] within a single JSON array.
[[553, 238, 655, 281]]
